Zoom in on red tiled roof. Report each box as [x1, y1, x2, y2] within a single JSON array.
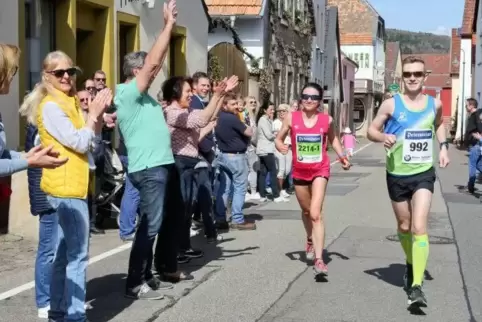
[[450, 28, 461, 75], [340, 33, 372, 45], [385, 42, 399, 72], [402, 54, 451, 88], [205, 0, 263, 16], [461, 0, 477, 36]]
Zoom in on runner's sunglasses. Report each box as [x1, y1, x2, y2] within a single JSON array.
[[300, 94, 321, 101], [402, 71, 425, 78]]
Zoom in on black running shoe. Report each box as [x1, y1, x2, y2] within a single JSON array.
[[403, 263, 413, 291], [407, 285, 427, 308]]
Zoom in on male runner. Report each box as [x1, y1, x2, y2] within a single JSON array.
[[367, 56, 450, 308]]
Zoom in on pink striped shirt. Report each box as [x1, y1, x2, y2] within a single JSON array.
[[164, 102, 209, 158]]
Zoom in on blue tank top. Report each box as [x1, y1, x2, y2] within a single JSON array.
[[383, 94, 436, 176]]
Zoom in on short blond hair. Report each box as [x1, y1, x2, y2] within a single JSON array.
[[0, 44, 20, 91]]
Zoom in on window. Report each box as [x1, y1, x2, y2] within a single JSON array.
[[343, 65, 347, 79], [354, 98, 366, 129], [365, 53, 369, 68], [359, 53, 364, 67]]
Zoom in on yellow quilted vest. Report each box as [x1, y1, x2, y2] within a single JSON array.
[[36, 89, 89, 199]]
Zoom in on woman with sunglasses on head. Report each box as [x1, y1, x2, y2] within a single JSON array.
[[0, 44, 67, 178], [20, 50, 112, 322], [242, 96, 261, 200], [275, 83, 350, 276]]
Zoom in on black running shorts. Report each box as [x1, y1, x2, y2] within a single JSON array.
[[386, 167, 436, 202]]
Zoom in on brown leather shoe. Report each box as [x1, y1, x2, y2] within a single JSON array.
[[229, 222, 257, 230]]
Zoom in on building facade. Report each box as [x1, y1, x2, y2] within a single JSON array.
[[0, 0, 210, 239], [341, 52, 357, 133], [323, 6, 344, 129], [385, 42, 402, 93], [327, 0, 385, 136], [206, 0, 316, 104], [311, 0, 327, 85], [450, 27, 461, 138]]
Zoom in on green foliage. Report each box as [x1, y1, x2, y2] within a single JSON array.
[[386, 28, 450, 54]]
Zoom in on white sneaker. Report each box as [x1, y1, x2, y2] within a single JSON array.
[[39, 304, 89, 318], [250, 192, 261, 200], [266, 187, 273, 194], [38, 306, 49, 319], [259, 197, 268, 202], [280, 190, 290, 198], [274, 196, 287, 203], [245, 193, 252, 201]]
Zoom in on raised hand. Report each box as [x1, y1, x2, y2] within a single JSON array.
[[164, 0, 177, 25], [212, 78, 227, 95], [89, 88, 112, 119], [225, 75, 239, 92]]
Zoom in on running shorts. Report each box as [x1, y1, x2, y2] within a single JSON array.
[[386, 167, 436, 202]]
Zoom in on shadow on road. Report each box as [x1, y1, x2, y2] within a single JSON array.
[[86, 273, 134, 322], [364, 264, 434, 289]]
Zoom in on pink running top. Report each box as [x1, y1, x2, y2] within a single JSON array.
[[290, 111, 331, 181], [342, 134, 356, 149]]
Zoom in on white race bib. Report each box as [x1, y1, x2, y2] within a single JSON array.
[[402, 129, 433, 163]]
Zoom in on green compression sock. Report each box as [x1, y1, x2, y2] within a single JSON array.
[[412, 234, 429, 286], [397, 231, 413, 264]]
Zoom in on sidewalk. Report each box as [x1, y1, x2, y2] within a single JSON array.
[[0, 142, 474, 322]]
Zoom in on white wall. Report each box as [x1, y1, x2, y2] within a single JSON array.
[[0, 1, 20, 149], [116, 0, 209, 96], [208, 17, 266, 69], [374, 37, 385, 92], [455, 38, 473, 140], [341, 45, 374, 80]]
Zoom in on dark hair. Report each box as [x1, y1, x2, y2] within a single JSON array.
[[83, 78, 93, 87], [192, 71, 209, 84], [223, 91, 238, 103], [299, 82, 324, 102], [467, 98, 478, 109], [256, 100, 274, 123], [162, 76, 192, 103]]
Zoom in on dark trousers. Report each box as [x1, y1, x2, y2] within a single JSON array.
[[126, 164, 174, 292], [258, 153, 280, 198], [175, 155, 216, 249]]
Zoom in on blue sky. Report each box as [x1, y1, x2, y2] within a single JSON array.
[[369, 0, 465, 35]]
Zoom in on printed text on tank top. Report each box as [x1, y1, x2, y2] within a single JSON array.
[[398, 95, 433, 164], [295, 114, 323, 164]]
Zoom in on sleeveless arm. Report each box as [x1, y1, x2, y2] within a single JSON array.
[[327, 116, 345, 158], [368, 98, 394, 143], [275, 113, 291, 152]]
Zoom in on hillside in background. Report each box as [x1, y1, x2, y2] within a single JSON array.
[[386, 29, 451, 54]]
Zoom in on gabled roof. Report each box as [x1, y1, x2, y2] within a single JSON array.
[[205, 0, 264, 16], [201, 0, 213, 29], [340, 33, 372, 45], [385, 42, 400, 72], [461, 0, 477, 36]]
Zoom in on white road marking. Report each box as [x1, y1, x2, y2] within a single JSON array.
[[0, 141, 375, 301], [0, 243, 132, 301], [330, 141, 373, 166]]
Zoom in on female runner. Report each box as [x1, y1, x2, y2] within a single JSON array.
[[275, 82, 350, 275]]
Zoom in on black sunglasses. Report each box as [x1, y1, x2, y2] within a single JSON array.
[[95, 77, 106, 82], [79, 98, 89, 103], [402, 71, 425, 78], [47, 68, 78, 78], [300, 94, 321, 101], [86, 86, 96, 91]]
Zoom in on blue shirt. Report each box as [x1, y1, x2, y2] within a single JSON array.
[[215, 111, 249, 153], [190, 95, 215, 154]]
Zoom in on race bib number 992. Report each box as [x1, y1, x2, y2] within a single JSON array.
[[402, 129, 433, 164]]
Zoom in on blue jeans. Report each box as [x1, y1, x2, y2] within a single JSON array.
[[47, 197, 89, 322], [35, 210, 59, 309], [468, 145, 482, 190], [126, 164, 171, 292], [215, 153, 248, 224], [119, 155, 140, 237]]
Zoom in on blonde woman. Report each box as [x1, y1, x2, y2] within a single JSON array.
[[243, 96, 260, 199], [0, 43, 66, 176], [272, 104, 292, 197], [20, 50, 112, 322]]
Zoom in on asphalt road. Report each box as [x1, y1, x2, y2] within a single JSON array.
[[0, 141, 479, 322]]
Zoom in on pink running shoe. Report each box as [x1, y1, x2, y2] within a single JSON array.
[[305, 242, 315, 261], [313, 258, 328, 275]]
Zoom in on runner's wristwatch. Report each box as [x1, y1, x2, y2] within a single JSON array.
[[440, 141, 449, 150]]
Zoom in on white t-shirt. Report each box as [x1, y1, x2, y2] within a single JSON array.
[[272, 119, 291, 145]]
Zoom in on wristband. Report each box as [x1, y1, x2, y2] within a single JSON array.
[[439, 141, 449, 150], [338, 156, 348, 163]]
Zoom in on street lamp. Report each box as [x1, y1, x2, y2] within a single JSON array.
[[453, 48, 466, 144]]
